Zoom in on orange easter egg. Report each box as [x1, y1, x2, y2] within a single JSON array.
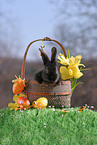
[[12, 75, 26, 94]]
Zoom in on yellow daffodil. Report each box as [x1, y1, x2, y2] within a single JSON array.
[[8, 103, 19, 110], [69, 55, 85, 67], [58, 53, 85, 67], [60, 65, 83, 80], [58, 48, 86, 93], [57, 53, 69, 65], [8, 93, 27, 110]]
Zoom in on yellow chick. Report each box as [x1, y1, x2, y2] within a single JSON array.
[[32, 97, 48, 109]]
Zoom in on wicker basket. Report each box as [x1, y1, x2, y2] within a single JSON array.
[[21, 37, 71, 108]]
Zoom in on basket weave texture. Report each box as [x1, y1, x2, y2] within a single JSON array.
[[21, 37, 72, 108], [24, 80, 71, 108]]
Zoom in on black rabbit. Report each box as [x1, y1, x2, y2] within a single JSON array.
[[34, 47, 60, 84]]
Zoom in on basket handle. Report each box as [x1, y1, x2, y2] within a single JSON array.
[[21, 37, 67, 79]]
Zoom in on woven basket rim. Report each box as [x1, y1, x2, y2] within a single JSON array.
[[29, 80, 71, 85]]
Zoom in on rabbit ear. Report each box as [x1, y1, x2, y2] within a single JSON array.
[[39, 48, 50, 65], [51, 47, 57, 62]]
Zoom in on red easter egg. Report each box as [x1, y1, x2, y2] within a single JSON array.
[[18, 97, 30, 108]]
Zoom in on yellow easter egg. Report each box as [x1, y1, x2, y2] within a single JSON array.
[[32, 97, 48, 109]]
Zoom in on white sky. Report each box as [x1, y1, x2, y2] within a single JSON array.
[[12, 0, 55, 41], [1, 0, 57, 60], [1, 0, 97, 60]]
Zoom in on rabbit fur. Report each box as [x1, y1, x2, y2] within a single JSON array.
[[34, 47, 60, 84]]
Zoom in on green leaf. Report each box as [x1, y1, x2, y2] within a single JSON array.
[[67, 48, 70, 58], [81, 68, 91, 71], [70, 77, 77, 88], [71, 82, 83, 93]]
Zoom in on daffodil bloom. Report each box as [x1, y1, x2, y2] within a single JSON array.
[[69, 55, 85, 67], [58, 49, 86, 92], [57, 53, 69, 65], [8, 93, 28, 110], [58, 53, 85, 67], [60, 65, 83, 80]]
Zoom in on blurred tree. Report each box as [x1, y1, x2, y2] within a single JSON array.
[[0, 0, 22, 58], [49, 0, 97, 59]]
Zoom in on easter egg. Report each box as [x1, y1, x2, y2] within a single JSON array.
[[32, 97, 48, 109], [18, 97, 30, 109], [12, 75, 26, 94]]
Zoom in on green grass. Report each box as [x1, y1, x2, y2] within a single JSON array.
[[0, 107, 97, 145]]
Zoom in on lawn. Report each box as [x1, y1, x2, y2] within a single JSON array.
[[0, 107, 97, 145]]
